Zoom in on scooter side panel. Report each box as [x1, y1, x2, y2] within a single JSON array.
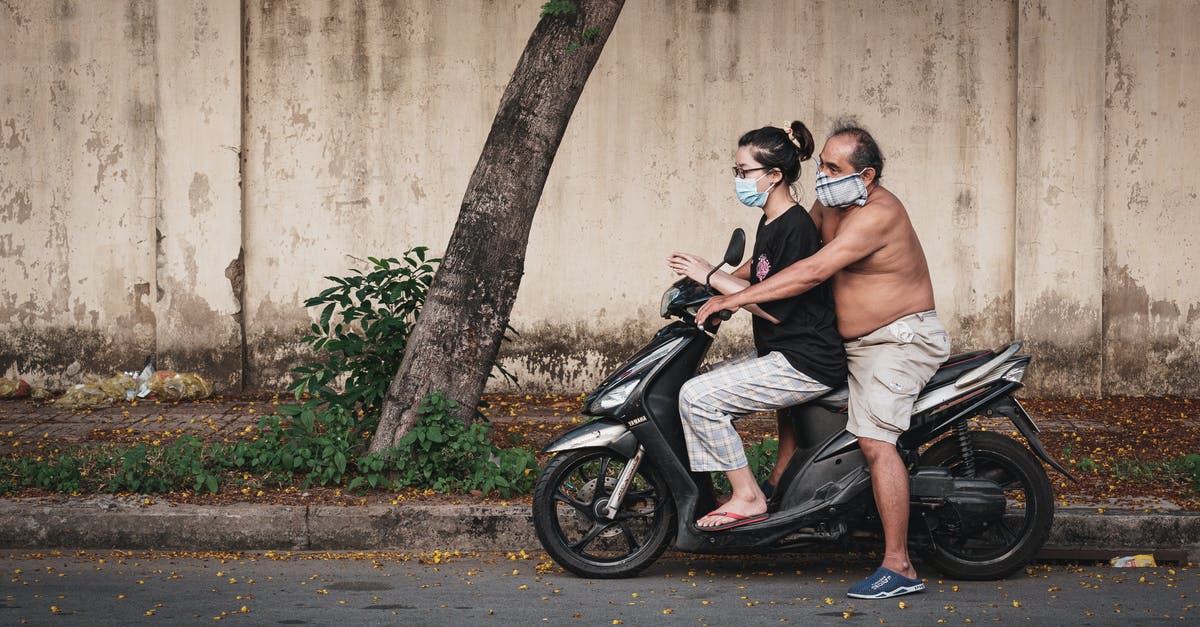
[[638, 328, 720, 536], [541, 418, 638, 458]]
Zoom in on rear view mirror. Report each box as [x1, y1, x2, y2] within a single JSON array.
[[723, 228, 745, 267], [705, 228, 747, 288]]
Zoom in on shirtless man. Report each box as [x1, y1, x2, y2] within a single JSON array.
[[696, 124, 950, 600]]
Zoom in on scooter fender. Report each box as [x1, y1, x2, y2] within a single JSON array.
[[541, 418, 639, 459]]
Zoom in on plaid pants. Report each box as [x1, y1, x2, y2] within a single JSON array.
[[679, 351, 831, 472]]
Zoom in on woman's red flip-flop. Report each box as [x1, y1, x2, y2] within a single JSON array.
[[695, 510, 768, 532]]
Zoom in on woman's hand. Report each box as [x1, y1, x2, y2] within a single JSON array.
[[667, 252, 714, 283]]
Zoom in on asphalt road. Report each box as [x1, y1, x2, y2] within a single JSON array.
[[1, 550, 1196, 625]]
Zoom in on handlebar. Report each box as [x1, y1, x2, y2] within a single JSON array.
[[700, 309, 733, 334]]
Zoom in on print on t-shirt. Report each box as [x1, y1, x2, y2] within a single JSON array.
[[755, 253, 770, 281]]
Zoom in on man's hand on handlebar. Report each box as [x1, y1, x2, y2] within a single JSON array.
[[696, 294, 741, 328]]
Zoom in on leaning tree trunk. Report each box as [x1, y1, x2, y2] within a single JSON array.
[[369, 0, 625, 452]]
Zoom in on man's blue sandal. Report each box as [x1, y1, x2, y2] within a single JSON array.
[[846, 567, 926, 599]]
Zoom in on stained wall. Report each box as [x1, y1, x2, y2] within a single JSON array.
[[2, 0, 1197, 396]]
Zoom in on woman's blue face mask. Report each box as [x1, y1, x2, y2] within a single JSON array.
[[734, 171, 777, 208]]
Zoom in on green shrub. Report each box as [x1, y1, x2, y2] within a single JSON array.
[[381, 392, 538, 497], [290, 249, 439, 427], [231, 404, 361, 488]]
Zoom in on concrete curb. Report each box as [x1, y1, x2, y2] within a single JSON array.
[[0, 499, 533, 552], [1, 499, 1197, 561]]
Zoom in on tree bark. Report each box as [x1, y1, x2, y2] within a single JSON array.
[[370, 0, 625, 453]]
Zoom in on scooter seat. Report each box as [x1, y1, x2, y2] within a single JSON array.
[[923, 350, 995, 390], [813, 385, 849, 412], [809, 350, 994, 414]]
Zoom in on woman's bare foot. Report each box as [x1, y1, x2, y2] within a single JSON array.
[[696, 490, 767, 527]]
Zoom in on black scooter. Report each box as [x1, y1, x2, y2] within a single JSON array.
[[532, 229, 1074, 579]]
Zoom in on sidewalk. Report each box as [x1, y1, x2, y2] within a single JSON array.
[[1, 395, 1198, 561]]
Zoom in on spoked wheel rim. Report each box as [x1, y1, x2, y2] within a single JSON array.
[[547, 451, 669, 564]]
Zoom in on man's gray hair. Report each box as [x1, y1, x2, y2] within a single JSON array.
[[829, 119, 885, 182]]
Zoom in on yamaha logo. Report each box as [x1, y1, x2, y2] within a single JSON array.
[[627, 416, 648, 427]]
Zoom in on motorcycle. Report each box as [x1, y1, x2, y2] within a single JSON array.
[[532, 229, 1075, 580]]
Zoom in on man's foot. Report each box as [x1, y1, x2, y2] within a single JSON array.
[[846, 567, 925, 599]]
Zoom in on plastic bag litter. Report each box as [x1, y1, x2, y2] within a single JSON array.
[[30, 387, 53, 402], [146, 371, 213, 401], [1110, 554, 1157, 567], [49, 354, 214, 408], [53, 373, 139, 409], [0, 377, 31, 399]]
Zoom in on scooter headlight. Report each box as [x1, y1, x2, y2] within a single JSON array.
[[660, 286, 681, 318], [595, 379, 639, 411]]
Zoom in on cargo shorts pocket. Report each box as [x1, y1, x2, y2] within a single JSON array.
[[868, 368, 922, 432]]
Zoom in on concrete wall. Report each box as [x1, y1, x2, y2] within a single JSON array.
[[2, 0, 1197, 396], [0, 0, 242, 390]]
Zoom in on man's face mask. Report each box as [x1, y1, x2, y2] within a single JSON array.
[[814, 162, 869, 208]]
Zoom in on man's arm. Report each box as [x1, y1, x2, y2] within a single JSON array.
[[695, 207, 891, 324], [668, 255, 780, 323]]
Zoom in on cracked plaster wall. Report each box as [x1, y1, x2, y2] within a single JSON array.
[[0, 0, 242, 389], [2, 0, 1197, 396], [1102, 0, 1200, 395]]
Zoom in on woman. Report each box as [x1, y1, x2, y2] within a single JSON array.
[[667, 121, 846, 530]]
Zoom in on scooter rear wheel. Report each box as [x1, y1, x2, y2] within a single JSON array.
[[533, 448, 676, 578], [918, 431, 1054, 580]]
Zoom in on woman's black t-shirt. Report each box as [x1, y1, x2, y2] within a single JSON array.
[[749, 204, 847, 387]]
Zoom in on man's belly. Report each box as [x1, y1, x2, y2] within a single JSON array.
[[834, 278, 935, 340]]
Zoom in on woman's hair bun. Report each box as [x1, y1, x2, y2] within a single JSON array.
[[785, 121, 815, 162]]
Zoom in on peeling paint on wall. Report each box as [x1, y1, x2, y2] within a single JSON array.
[[188, 172, 212, 216], [1104, 264, 1200, 395], [2, 1, 1198, 397], [1018, 290, 1103, 396], [0, 184, 32, 224]]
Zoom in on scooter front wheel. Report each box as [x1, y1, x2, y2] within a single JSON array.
[[533, 448, 676, 578]]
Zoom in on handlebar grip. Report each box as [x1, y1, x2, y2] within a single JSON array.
[[701, 309, 733, 333]]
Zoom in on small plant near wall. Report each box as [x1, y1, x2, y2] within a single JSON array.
[[289, 248, 438, 429]]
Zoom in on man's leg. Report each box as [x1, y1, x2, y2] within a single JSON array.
[[844, 313, 950, 597], [859, 437, 915, 578]]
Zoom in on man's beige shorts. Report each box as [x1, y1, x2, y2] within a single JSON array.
[[845, 310, 951, 444]]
